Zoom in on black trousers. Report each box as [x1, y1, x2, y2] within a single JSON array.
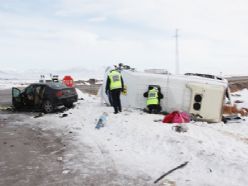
[[110, 89, 122, 113], [107, 91, 113, 106], [147, 104, 161, 114]]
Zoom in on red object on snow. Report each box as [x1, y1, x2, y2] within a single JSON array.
[[162, 111, 190, 123], [63, 75, 74, 87]]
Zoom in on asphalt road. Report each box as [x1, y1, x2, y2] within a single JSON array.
[[0, 112, 66, 186], [0, 89, 12, 107]]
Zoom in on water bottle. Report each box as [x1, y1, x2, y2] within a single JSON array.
[[95, 112, 108, 129]]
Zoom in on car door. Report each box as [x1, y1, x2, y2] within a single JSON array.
[[12, 88, 22, 108]]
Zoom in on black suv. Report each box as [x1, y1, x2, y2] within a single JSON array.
[[12, 82, 78, 113]]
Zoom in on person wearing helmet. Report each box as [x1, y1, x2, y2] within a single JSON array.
[[143, 86, 163, 114], [105, 68, 124, 114]]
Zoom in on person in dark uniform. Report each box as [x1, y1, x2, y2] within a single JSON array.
[[105, 89, 113, 106], [143, 86, 163, 114], [105, 69, 124, 114]]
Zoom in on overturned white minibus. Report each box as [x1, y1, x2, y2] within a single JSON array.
[[100, 67, 228, 122]]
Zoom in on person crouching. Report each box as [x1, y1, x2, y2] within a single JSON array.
[[143, 86, 163, 114]]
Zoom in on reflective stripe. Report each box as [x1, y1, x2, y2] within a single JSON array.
[[146, 89, 159, 105], [109, 70, 122, 90]]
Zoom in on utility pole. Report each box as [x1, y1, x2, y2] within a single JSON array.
[[175, 29, 180, 74]]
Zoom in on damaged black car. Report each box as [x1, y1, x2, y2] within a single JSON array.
[[12, 82, 78, 113]]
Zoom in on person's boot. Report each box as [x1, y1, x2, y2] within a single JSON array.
[[154, 109, 159, 114], [114, 108, 118, 114]]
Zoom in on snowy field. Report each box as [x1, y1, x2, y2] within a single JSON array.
[[0, 79, 39, 90], [2, 86, 246, 186], [0, 79, 102, 90]]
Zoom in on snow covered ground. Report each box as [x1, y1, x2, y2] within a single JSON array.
[[7, 88, 247, 186], [0, 79, 38, 90], [0, 77, 247, 185], [231, 89, 248, 109]]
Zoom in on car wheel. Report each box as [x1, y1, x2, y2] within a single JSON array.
[[43, 100, 54, 113]]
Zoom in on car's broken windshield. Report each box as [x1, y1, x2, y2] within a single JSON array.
[[48, 82, 68, 89]]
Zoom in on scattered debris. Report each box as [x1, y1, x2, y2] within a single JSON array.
[[231, 93, 241, 97], [60, 113, 68, 118], [161, 179, 176, 186], [153, 119, 163, 122], [223, 104, 248, 116], [50, 147, 66, 155], [0, 106, 14, 112], [172, 125, 189, 133], [234, 100, 244, 103], [57, 157, 63, 161], [222, 114, 244, 123], [34, 112, 44, 118], [62, 170, 70, 174], [154, 161, 189, 184], [190, 113, 203, 121]]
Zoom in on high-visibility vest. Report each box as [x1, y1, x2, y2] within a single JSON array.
[[146, 88, 159, 105], [109, 70, 122, 90]]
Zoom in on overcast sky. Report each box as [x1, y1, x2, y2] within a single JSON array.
[[0, 0, 248, 75]]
